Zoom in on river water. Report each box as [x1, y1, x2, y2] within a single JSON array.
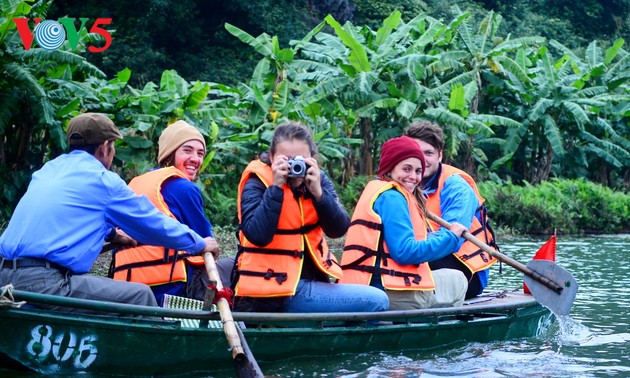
[[257, 234, 630, 378]]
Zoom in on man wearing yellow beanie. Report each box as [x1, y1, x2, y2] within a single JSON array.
[[111, 120, 233, 305], [157, 120, 206, 177]]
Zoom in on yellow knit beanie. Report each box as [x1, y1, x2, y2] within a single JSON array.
[[158, 120, 206, 164]]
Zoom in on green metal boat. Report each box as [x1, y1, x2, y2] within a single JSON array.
[[0, 289, 553, 376]]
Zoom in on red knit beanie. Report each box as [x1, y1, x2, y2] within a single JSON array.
[[377, 136, 426, 176]]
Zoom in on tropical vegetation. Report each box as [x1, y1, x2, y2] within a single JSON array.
[[1, 0, 628, 234]]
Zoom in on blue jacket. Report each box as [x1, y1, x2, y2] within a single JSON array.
[[423, 165, 490, 290]]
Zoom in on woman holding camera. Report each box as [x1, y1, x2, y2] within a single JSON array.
[[232, 122, 389, 313]]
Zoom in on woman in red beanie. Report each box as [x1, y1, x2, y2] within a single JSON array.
[[340, 136, 468, 310]]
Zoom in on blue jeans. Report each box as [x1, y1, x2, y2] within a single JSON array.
[[283, 279, 389, 313]]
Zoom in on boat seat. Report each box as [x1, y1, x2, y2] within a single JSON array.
[[162, 294, 245, 329]]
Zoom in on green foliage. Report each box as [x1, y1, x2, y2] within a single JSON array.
[[480, 178, 630, 234], [353, 0, 427, 29], [0, 0, 106, 219], [200, 174, 239, 228], [2, 2, 628, 235], [336, 175, 372, 215]]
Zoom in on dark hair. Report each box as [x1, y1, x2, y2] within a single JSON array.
[[264, 122, 318, 160], [68, 134, 99, 154], [159, 152, 176, 168], [404, 121, 445, 152]]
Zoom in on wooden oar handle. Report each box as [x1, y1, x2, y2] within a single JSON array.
[[426, 212, 564, 294], [203, 252, 246, 361]]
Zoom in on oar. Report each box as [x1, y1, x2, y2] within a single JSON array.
[[203, 252, 263, 378], [426, 212, 578, 316]]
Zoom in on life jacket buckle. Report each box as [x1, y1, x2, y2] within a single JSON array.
[[412, 275, 421, 284], [276, 273, 287, 284], [264, 269, 275, 280]]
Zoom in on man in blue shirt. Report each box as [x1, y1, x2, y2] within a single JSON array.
[[404, 121, 498, 299], [0, 113, 219, 312]]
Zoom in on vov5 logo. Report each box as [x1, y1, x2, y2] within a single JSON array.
[[12, 17, 112, 53]]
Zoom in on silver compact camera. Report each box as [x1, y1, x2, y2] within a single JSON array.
[[287, 155, 309, 178]]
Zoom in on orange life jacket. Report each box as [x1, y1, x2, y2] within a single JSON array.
[[233, 160, 342, 297], [111, 167, 202, 285], [340, 180, 435, 291], [425, 164, 498, 274]]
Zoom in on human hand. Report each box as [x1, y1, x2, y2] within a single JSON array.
[[304, 157, 322, 201], [449, 222, 468, 238], [203, 237, 220, 259], [112, 229, 137, 247], [271, 154, 289, 187]]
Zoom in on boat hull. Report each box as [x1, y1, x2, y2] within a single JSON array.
[[0, 291, 553, 376]]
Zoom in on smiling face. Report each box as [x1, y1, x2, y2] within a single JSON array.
[[388, 157, 424, 193], [413, 139, 442, 186], [173, 140, 205, 180]]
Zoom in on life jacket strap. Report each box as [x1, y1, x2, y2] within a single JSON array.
[[344, 265, 422, 287], [237, 269, 288, 285], [378, 268, 422, 286], [274, 223, 318, 235], [240, 246, 304, 259], [340, 245, 378, 269], [111, 248, 186, 274], [459, 248, 491, 263], [349, 219, 383, 230]]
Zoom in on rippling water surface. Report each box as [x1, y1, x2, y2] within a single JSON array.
[[259, 234, 630, 378]]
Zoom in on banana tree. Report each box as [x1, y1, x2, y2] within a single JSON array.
[[495, 40, 630, 184], [548, 39, 630, 186], [443, 7, 544, 174], [0, 0, 106, 218], [225, 20, 366, 180], [293, 12, 464, 178]]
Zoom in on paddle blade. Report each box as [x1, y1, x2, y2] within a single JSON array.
[[523, 235, 556, 294], [523, 260, 578, 316], [234, 327, 264, 378]]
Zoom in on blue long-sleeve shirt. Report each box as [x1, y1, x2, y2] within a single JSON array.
[[0, 151, 206, 274], [423, 168, 489, 288], [162, 177, 213, 238], [373, 189, 460, 265], [152, 176, 215, 302]]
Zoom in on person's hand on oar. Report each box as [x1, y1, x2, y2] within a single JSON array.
[[202, 236, 220, 259], [447, 222, 468, 239], [426, 212, 578, 316]]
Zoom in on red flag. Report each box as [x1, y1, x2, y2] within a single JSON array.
[[523, 234, 556, 294]]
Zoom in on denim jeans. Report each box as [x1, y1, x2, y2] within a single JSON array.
[[282, 279, 389, 313]]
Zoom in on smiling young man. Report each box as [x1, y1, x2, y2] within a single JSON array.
[[404, 121, 498, 299], [111, 120, 233, 305]]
